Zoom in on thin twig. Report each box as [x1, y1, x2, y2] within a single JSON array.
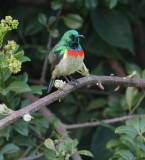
[[20, 146, 33, 159], [40, 5, 63, 84], [40, 36, 52, 84], [129, 94, 145, 115], [65, 114, 145, 130], [1, 75, 145, 129], [19, 153, 44, 160]]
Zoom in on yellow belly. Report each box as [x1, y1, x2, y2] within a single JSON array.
[[52, 55, 84, 78]]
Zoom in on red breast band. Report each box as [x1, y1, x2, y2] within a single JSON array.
[[67, 47, 84, 58]]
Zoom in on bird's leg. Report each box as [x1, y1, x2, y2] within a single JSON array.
[[47, 78, 55, 94], [69, 75, 80, 84], [69, 75, 76, 81], [64, 76, 77, 86], [64, 76, 70, 83], [64, 76, 79, 86]]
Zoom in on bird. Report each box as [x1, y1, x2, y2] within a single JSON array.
[[47, 30, 85, 93]]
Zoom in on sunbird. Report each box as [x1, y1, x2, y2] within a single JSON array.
[[47, 30, 85, 93]]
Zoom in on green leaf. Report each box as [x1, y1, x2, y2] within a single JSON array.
[[115, 126, 138, 135], [15, 138, 35, 148], [91, 8, 134, 54], [28, 85, 46, 95], [70, 139, 78, 151], [125, 87, 138, 111], [142, 69, 145, 79], [24, 19, 44, 36], [51, 0, 62, 10], [74, 150, 93, 157], [126, 117, 140, 134], [18, 72, 28, 82], [0, 55, 3, 65], [0, 138, 4, 147], [20, 99, 30, 108], [105, 0, 118, 9], [13, 120, 29, 136], [49, 29, 59, 38], [85, 0, 98, 10], [38, 13, 47, 26], [44, 138, 56, 151], [0, 126, 11, 140], [13, 135, 35, 147], [6, 81, 31, 93], [30, 118, 49, 128], [0, 143, 19, 154], [140, 118, 145, 134], [29, 125, 41, 136], [136, 140, 145, 151], [20, 56, 31, 62], [82, 23, 123, 60], [115, 150, 135, 160], [14, 50, 24, 60], [120, 135, 136, 150], [87, 98, 107, 111], [48, 16, 56, 26], [44, 148, 56, 159], [91, 127, 114, 160], [1, 68, 11, 82], [49, 115, 58, 129], [10, 97, 20, 109], [106, 138, 120, 150], [63, 14, 83, 29]]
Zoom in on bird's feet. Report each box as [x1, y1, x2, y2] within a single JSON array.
[[64, 76, 79, 87]]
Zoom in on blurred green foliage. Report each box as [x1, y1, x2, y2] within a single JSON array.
[[1, 0, 145, 159]]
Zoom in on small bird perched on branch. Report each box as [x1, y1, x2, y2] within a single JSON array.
[[47, 30, 85, 93]]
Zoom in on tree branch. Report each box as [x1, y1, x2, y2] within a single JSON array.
[[40, 5, 63, 84], [65, 114, 145, 130], [1, 75, 145, 130], [19, 153, 44, 160], [22, 94, 83, 160], [40, 36, 52, 84]]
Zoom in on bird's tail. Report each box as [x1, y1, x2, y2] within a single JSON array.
[[47, 78, 55, 94]]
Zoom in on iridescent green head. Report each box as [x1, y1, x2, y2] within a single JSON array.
[[60, 30, 85, 49]]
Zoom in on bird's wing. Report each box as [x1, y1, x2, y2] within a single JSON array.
[[48, 45, 66, 71]]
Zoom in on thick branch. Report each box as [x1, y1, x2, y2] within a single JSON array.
[[1, 75, 145, 130]]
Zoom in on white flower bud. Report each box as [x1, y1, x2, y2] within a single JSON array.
[[0, 103, 13, 115], [54, 80, 66, 90], [66, 153, 70, 158], [23, 114, 33, 122]]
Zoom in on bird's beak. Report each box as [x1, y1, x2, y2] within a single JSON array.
[[75, 35, 85, 38]]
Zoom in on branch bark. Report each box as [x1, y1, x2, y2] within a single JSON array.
[[65, 114, 145, 130], [19, 153, 44, 160], [40, 36, 52, 84], [1, 75, 145, 130]]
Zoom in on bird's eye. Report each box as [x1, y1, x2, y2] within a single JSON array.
[[69, 35, 75, 39]]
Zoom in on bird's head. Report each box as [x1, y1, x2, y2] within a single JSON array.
[[61, 30, 85, 48]]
